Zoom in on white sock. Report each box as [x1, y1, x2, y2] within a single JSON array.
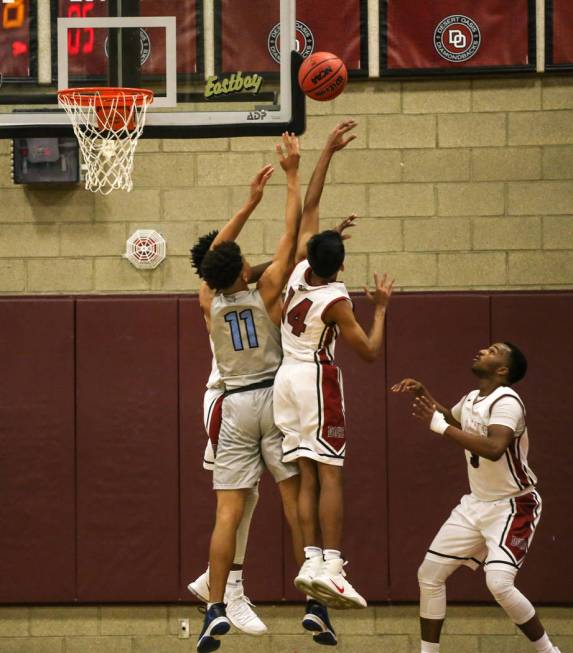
[[323, 549, 342, 561], [532, 633, 553, 653], [227, 569, 243, 584], [304, 546, 323, 559], [421, 642, 440, 653]]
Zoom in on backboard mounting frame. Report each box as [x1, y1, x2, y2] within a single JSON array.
[[0, 0, 306, 139]]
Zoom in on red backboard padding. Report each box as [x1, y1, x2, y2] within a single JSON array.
[[0, 299, 75, 602], [0, 292, 571, 604], [491, 295, 573, 603], [76, 298, 180, 601]]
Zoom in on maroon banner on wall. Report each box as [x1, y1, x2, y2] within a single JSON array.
[[546, 0, 573, 68], [216, 0, 367, 75], [382, 0, 536, 74]]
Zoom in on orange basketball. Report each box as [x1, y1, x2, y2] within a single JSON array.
[[298, 52, 348, 102]]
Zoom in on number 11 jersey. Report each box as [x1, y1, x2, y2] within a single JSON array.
[[210, 289, 282, 390], [280, 259, 351, 364]]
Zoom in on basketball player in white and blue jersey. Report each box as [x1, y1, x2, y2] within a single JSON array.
[[195, 133, 309, 653], [187, 166, 274, 636], [392, 343, 560, 653]]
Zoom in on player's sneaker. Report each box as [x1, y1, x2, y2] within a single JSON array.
[[302, 599, 337, 646], [294, 555, 324, 599], [311, 558, 367, 609], [197, 603, 230, 653], [225, 583, 267, 636], [188, 569, 210, 603]]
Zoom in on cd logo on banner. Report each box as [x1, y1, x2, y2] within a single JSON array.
[[434, 15, 481, 63], [268, 20, 314, 64]]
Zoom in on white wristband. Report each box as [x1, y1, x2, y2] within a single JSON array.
[[430, 411, 449, 435]]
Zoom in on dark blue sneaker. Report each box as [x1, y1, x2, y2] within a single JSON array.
[[302, 600, 338, 646], [197, 602, 231, 653]]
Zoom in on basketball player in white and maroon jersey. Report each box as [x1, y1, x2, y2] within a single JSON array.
[[392, 343, 560, 653], [187, 166, 274, 636], [273, 120, 394, 609]]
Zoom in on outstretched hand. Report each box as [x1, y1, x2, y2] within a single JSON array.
[[326, 119, 358, 153], [250, 164, 274, 204], [364, 272, 393, 309], [276, 132, 301, 174], [334, 214, 358, 240], [391, 378, 426, 395], [412, 395, 436, 427]]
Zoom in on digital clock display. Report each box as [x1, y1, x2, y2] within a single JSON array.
[[0, 0, 32, 79]]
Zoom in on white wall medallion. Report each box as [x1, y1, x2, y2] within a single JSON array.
[[125, 230, 166, 270]]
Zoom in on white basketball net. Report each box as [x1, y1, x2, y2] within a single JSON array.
[[125, 229, 166, 270], [58, 88, 153, 195]]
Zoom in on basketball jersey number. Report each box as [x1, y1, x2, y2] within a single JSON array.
[[287, 299, 313, 337], [224, 310, 259, 351]]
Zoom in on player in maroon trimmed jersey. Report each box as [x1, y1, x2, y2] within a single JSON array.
[[392, 343, 560, 653]]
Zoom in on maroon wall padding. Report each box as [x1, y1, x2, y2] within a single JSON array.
[[491, 294, 573, 603], [76, 298, 180, 601], [386, 295, 492, 601], [2, 292, 573, 605], [179, 298, 215, 599], [0, 300, 75, 602], [336, 297, 389, 600], [179, 299, 285, 602]]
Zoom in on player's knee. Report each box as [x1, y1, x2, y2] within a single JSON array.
[[485, 569, 535, 624], [485, 569, 514, 603], [216, 500, 245, 526], [418, 559, 451, 620]]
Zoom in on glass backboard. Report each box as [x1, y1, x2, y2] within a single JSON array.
[[0, 0, 305, 138]]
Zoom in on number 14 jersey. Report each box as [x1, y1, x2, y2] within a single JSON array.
[[281, 260, 351, 364]]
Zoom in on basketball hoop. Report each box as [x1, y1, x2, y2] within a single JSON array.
[[57, 87, 154, 195]]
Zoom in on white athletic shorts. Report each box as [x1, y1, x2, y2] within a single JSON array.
[[425, 489, 542, 572], [274, 360, 346, 467], [204, 383, 298, 490]]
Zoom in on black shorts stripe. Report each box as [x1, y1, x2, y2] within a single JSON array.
[[428, 549, 483, 565]]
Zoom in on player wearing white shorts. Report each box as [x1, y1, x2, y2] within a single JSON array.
[[186, 168, 274, 637], [392, 342, 560, 653], [273, 121, 394, 610]]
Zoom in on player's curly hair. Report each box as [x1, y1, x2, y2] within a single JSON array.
[[190, 230, 219, 278], [503, 342, 528, 384], [307, 230, 345, 279], [200, 241, 244, 291]]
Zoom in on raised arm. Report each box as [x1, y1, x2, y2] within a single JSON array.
[[295, 119, 357, 263], [257, 133, 302, 314], [324, 273, 393, 362], [411, 395, 514, 461], [210, 163, 274, 250]]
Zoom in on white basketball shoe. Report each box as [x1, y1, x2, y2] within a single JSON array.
[[311, 558, 367, 609], [187, 569, 267, 636], [294, 555, 325, 599], [187, 569, 210, 603], [225, 581, 268, 636]]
